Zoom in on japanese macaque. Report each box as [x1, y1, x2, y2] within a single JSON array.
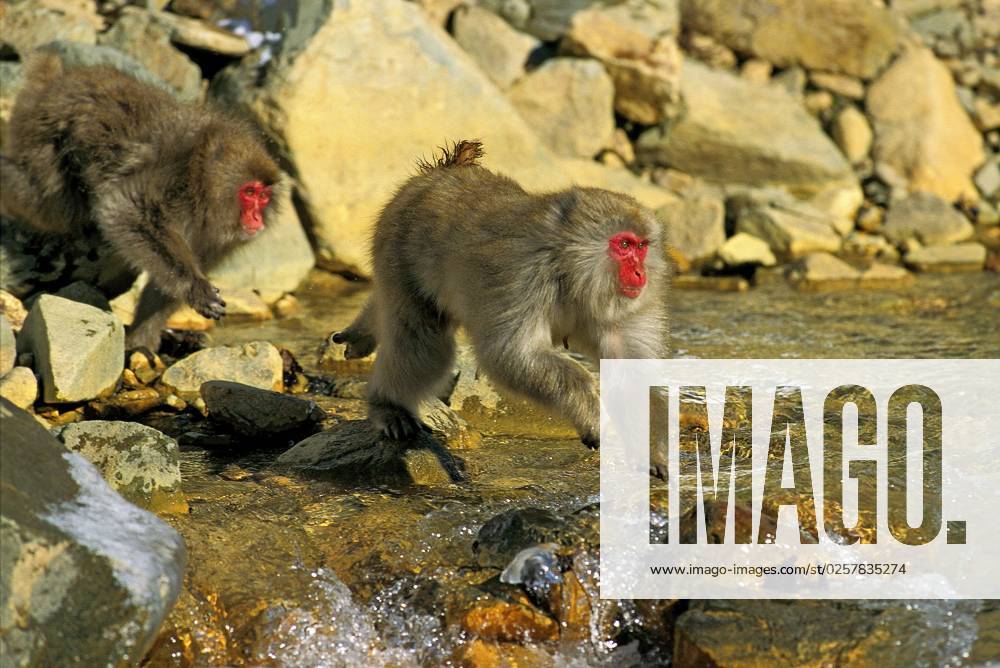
[[0, 55, 280, 351], [332, 140, 669, 449]]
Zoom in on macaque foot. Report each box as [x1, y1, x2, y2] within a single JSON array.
[[188, 281, 226, 320], [649, 456, 668, 480], [331, 329, 376, 359], [370, 403, 425, 441], [580, 433, 600, 450]]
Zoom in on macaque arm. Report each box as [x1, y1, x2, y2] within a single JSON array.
[[474, 320, 601, 447]]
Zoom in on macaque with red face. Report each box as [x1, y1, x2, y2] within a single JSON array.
[[0, 54, 279, 351], [332, 140, 669, 450]]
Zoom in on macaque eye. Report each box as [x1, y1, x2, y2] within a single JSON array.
[[244, 186, 256, 197], [619, 239, 630, 249], [638, 241, 647, 249]]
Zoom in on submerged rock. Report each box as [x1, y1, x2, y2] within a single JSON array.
[[277, 420, 466, 486], [0, 399, 185, 666], [160, 340, 284, 399], [500, 544, 563, 605], [18, 295, 125, 404], [53, 420, 183, 508], [474, 507, 567, 569], [201, 380, 325, 437]]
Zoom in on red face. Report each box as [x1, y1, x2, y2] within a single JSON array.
[[608, 231, 649, 298], [238, 180, 272, 235]]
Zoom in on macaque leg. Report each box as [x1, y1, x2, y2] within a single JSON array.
[[477, 337, 601, 448], [367, 298, 455, 440], [127, 283, 181, 352], [92, 191, 225, 320], [331, 296, 377, 359]]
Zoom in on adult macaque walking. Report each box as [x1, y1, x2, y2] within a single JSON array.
[[0, 54, 280, 351], [333, 140, 669, 450]]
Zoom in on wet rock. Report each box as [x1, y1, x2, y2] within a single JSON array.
[[99, 7, 203, 101], [87, 387, 164, 418], [680, 0, 900, 78], [882, 192, 974, 246], [215, 0, 679, 275], [18, 295, 124, 404], [731, 194, 842, 258], [0, 399, 185, 666], [858, 262, 916, 289], [53, 420, 182, 508], [0, 1, 100, 56], [0, 366, 37, 410], [655, 187, 726, 262], [54, 281, 112, 311], [809, 72, 865, 100], [452, 5, 540, 90], [904, 242, 987, 272], [787, 252, 861, 290], [0, 315, 14, 376], [718, 233, 777, 267], [454, 639, 555, 668], [500, 544, 563, 605], [508, 58, 615, 159], [0, 290, 27, 332], [474, 507, 567, 569], [208, 178, 315, 303], [832, 106, 873, 164], [419, 398, 483, 450], [277, 420, 466, 485], [460, 598, 559, 642], [561, 1, 682, 124], [201, 380, 324, 437], [160, 340, 284, 400], [636, 61, 854, 196], [867, 48, 984, 202]]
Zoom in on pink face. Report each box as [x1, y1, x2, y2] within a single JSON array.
[[238, 181, 272, 235], [608, 231, 649, 298]]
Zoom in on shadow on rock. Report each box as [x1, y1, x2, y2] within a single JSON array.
[[276, 419, 467, 486]]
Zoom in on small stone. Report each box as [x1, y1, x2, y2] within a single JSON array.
[[87, 387, 164, 418], [977, 201, 999, 226], [0, 367, 38, 409], [461, 600, 558, 643], [787, 252, 861, 290], [163, 394, 187, 411], [771, 67, 807, 98], [18, 295, 124, 404], [904, 242, 987, 272], [0, 315, 14, 376], [809, 72, 865, 100], [201, 380, 325, 437], [160, 340, 284, 400], [0, 290, 28, 331], [218, 288, 272, 321], [882, 193, 974, 246], [832, 106, 873, 164], [684, 32, 738, 70], [121, 368, 141, 388], [804, 90, 834, 116], [129, 350, 165, 384], [508, 58, 615, 159], [53, 420, 182, 505], [452, 5, 540, 90], [856, 205, 884, 232], [740, 59, 772, 84], [857, 262, 916, 288], [610, 128, 635, 164], [718, 233, 777, 267]]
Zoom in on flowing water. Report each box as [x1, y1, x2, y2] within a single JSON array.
[[144, 271, 1000, 667]]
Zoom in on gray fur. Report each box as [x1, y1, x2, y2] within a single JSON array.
[[334, 141, 669, 447]]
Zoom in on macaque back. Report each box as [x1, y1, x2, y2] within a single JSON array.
[[1, 56, 280, 351]]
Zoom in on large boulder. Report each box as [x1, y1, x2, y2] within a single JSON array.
[[52, 421, 182, 508], [679, 0, 901, 79], [635, 61, 855, 197], [17, 295, 124, 404], [508, 58, 615, 159], [867, 48, 985, 202], [213, 0, 681, 275], [0, 399, 185, 666], [452, 5, 540, 90]]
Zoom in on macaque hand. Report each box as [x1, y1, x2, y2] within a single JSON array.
[[331, 329, 376, 359], [188, 280, 226, 320]]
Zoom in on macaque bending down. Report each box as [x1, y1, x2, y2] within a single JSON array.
[[0, 55, 280, 351], [333, 140, 669, 449]]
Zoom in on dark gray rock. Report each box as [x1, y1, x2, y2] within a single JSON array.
[[0, 398, 185, 666], [277, 420, 466, 486], [201, 380, 325, 437], [474, 507, 567, 568]]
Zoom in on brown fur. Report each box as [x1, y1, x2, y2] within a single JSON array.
[[0, 56, 280, 351], [333, 141, 670, 450], [415, 139, 485, 173]]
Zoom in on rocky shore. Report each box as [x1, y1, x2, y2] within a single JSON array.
[[1, 0, 999, 666]]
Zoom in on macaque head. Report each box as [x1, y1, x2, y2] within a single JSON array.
[[608, 231, 649, 298], [238, 180, 272, 236]]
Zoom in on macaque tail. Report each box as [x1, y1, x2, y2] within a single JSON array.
[[416, 139, 484, 173]]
